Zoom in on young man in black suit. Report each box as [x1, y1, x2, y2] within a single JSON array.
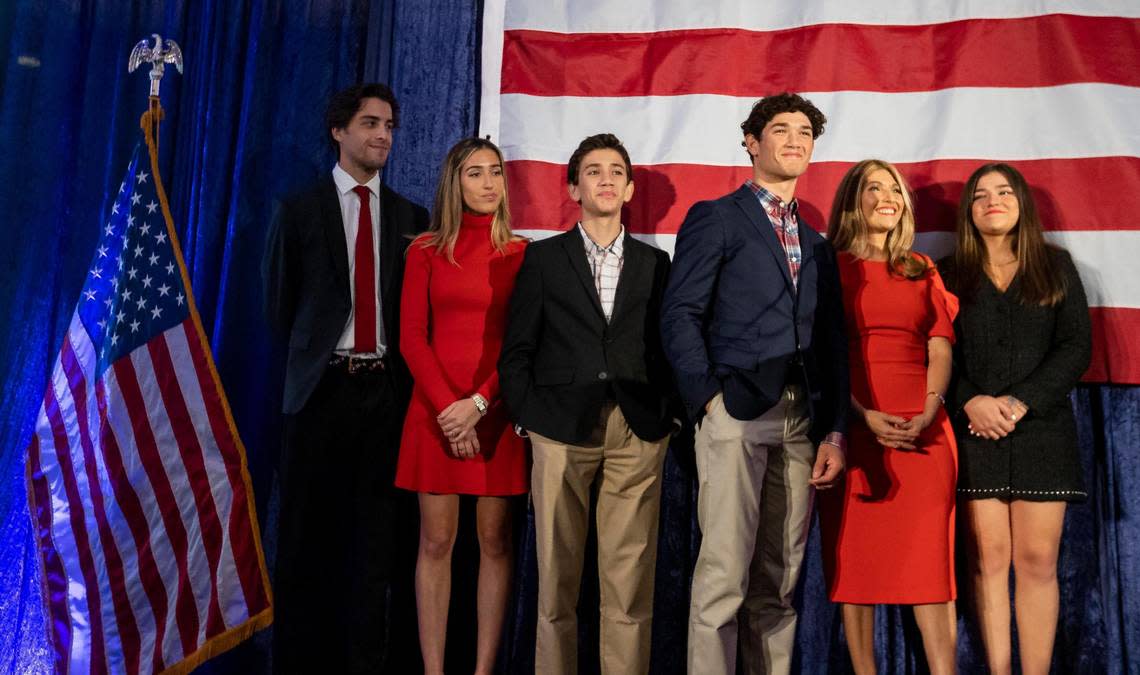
[[499, 133, 676, 675], [263, 83, 428, 674]]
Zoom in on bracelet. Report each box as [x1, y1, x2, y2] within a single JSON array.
[[926, 391, 945, 406], [471, 393, 489, 416]]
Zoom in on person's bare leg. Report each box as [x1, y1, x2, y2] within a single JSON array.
[[913, 601, 958, 675], [1010, 500, 1066, 675], [841, 603, 876, 674], [416, 493, 460, 675], [474, 496, 513, 675], [965, 499, 1013, 675]]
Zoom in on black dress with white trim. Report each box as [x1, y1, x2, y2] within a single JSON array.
[[939, 247, 1091, 502]]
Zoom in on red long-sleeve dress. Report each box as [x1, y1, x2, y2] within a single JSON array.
[[394, 212, 528, 495]]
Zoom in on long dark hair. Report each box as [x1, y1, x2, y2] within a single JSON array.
[[949, 163, 1067, 306]]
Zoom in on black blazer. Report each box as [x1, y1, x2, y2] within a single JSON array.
[[660, 185, 848, 443], [939, 247, 1091, 455], [263, 176, 429, 414], [498, 227, 677, 444]]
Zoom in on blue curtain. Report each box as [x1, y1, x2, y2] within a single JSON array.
[[0, 0, 478, 671], [0, 2, 1136, 673]]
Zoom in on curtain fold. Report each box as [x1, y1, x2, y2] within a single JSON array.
[[0, 2, 1135, 673]]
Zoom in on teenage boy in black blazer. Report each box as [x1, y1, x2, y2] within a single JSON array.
[[263, 83, 428, 674], [499, 133, 675, 675]]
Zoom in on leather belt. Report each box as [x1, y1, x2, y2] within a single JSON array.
[[329, 354, 387, 374]]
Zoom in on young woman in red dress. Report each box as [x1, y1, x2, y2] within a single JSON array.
[[395, 138, 527, 675], [818, 159, 959, 674]]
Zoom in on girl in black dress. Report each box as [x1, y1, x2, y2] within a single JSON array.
[[939, 163, 1090, 675]]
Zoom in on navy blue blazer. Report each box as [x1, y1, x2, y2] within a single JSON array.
[[660, 184, 848, 443]]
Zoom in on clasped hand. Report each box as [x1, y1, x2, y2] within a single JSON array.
[[864, 408, 936, 450], [438, 398, 483, 459], [964, 395, 1027, 440]]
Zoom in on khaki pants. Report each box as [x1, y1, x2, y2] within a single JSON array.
[[687, 387, 815, 675], [530, 403, 670, 675]]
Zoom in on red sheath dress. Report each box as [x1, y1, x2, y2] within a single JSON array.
[[394, 212, 528, 495], [819, 253, 959, 603]]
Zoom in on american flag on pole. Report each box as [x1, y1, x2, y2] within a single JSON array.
[[25, 119, 272, 673], [479, 1, 1140, 383]]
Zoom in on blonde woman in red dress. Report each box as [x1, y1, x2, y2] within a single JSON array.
[[818, 159, 959, 674], [395, 138, 527, 675]]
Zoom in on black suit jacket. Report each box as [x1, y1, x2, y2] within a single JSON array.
[[498, 227, 677, 444], [263, 176, 429, 414], [660, 185, 849, 444]]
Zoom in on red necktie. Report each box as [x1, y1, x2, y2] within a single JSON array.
[[352, 185, 377, 353]]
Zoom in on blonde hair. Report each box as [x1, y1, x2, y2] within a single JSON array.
[[418, 137, 517, 264], [826, 158, 928, 279]]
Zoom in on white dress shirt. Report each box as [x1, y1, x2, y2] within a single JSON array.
[[331, 163, 386, 356]]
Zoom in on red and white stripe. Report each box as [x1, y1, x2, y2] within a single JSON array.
[[480, 1, 1140, 382], [27, 313, 270, 674]]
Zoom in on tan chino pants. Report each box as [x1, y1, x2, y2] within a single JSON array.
[[530, 403, 670, 675], [687, 387, 816, 675]]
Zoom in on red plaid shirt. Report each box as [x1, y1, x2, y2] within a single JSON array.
[[743, 182, 844, 451], [745, 180, 802, 288]]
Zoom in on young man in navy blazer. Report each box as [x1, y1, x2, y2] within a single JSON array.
[[661, 93, 849, 675], [499, 133, 676, 675]]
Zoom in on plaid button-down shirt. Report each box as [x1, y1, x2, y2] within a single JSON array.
[[578, 223, 624, 322], [742, 182, 845, 451], [745, 180, 801, 288]]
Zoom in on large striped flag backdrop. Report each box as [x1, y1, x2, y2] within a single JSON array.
[[25, 107, 272, 674], [480, 1, 1140, 383]]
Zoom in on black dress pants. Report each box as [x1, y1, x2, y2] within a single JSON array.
[[272, 364, 416, 674]]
